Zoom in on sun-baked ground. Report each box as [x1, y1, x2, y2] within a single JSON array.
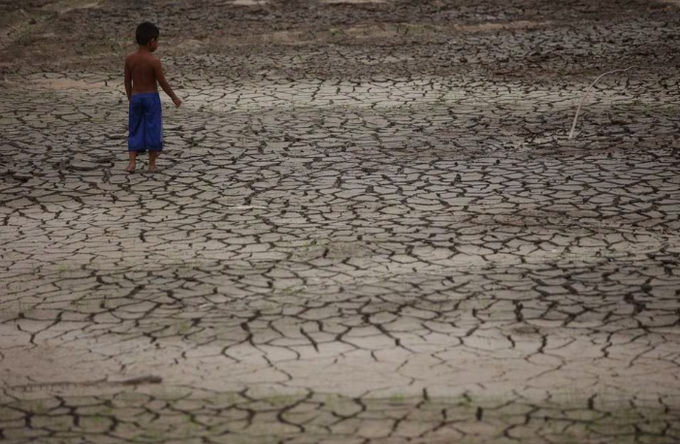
[[1, 1, 680, 443]]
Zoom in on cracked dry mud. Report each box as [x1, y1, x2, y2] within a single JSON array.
[[1, 0, 680, 443]]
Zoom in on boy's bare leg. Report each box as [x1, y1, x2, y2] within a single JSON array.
[[148, 151, 159, 172], [127, 151, 137, 172]]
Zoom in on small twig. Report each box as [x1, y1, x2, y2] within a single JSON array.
[[568, 66, 636, 140]]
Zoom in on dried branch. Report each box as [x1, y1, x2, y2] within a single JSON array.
[[568, 66, 636, 140]]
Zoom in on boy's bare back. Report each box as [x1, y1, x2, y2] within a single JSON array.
[[124, 48, 181, 107], [125, 51, 159, 95]]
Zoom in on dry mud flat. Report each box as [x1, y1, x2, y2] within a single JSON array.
[[1, 0, 680, 443]]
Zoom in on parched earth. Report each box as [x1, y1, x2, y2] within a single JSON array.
[[1, 0, 680, 443]]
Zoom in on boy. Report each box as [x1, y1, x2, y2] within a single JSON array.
[[124, 22, 181, 173]]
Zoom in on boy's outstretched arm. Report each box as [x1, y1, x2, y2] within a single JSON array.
[[153, 58, 181, 107], [124, 58, 132, 101]]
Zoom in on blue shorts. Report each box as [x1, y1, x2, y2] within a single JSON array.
[[128, 92, 163, 152]]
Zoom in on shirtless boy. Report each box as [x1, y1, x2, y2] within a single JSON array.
[[124, 22, 181, 172]]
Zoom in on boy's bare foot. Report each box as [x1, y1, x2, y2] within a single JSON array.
[[148, 151, 159, 173], [127, 152, 137, 173]]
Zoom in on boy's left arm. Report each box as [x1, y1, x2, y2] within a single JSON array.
[[124, 58, 132, 101], [153, 58, 181, 107]]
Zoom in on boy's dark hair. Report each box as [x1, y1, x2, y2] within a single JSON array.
[[136, 22, 160, 45]]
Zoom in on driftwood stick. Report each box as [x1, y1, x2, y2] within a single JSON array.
[[568, 66, 636, 140]]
